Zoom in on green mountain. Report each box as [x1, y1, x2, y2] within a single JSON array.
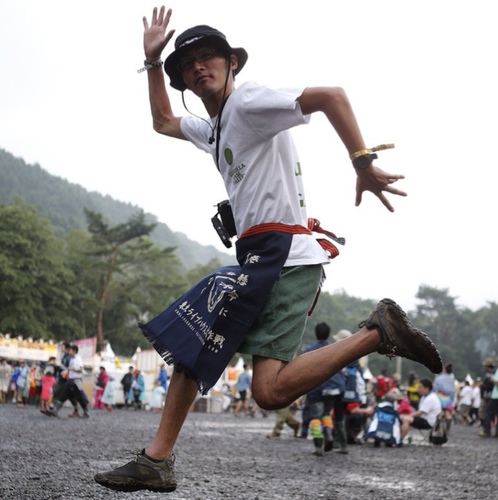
[[0, 148, 234, 269]]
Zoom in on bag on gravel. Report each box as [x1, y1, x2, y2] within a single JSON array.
[[429, 415, 448, 445]]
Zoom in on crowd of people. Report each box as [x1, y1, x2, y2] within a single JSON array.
[[2, 339, 495, 443], [0, 349, 170, 417], [223, 328, 498, 451]]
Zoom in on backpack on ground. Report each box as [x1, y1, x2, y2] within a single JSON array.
[[429, 414, 448, 445]]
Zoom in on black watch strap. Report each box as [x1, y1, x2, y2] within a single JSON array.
[[352, 153, 378, 169]]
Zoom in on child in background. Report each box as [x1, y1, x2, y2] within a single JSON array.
[[101, 375, 116, 412], [151, 381, 166, 414], [40, 367, 56, 415]]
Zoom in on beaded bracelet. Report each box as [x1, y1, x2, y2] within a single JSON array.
[[137, 59, 163, 74]]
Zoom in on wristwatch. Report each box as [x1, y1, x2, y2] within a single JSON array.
[[352, 153, 378, 169]]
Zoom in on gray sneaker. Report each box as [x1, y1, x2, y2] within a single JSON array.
[[359, 298, 442, 373], [94, 449, 177, 493]]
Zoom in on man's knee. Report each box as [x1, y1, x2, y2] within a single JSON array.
[[251, 386, 286, 411]]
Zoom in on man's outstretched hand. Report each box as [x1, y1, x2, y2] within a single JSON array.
[[355, 164, 406, 212], [143, 6, 175, 61]]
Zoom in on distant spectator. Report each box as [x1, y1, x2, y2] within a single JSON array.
[[479, 364, 498, 438], [303, 323, 348, 456], [374, 369, 393, 403], [266, 404, 301, 439], [151, 381, 166, 414], [233, 364, 252, 417], [130, 369, 146, 410], [433, 363, 456, 433], [479, 358, 496, 424], [48, 345, 90, 419], [156, 364, 169, 391], [40, 368, 56, 414], [364, 389, 403, 447], [406, 371, 420, 410], [121, 366, 134, 408], [16, 360, 30, 407], [53, 343, 79, 417], [469, 379, 481, 426], [94, 366, 109, 409], [457, 381, 473, 424], [0, 358, 12, 403], [400, 379, 442, 439], [102, 375, 116, 412]]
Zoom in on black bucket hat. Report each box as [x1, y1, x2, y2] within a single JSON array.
[[164, 25, 248, 91]]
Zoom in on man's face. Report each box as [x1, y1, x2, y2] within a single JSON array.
[[417, 383, 429, 396], [179, 45, 234, 98]]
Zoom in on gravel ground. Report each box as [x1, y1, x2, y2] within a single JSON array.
[[1, 402, 496, 500]]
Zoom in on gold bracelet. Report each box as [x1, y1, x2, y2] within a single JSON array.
[[349, 143, 395, 160]]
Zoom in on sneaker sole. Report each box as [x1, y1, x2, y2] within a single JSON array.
[[365, 298, 443, 373], [94, 475, 176, 493]]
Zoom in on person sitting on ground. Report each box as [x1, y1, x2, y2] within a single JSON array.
[[395, 388, 415, 415], [345, 401, 373, 445], [364, 388, 403, 447], [400, 378, 442, 440]]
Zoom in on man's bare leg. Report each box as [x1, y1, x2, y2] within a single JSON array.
[[145, 369, 198, 459], [251, 325, 379, 410]]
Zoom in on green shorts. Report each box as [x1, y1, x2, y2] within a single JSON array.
[[237, 264, 323, 362]]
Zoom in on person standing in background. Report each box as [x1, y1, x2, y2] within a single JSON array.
[[94, 366, 109, 409], [157, 363, 169, 391], [121, 366, 134, 408], [0, 358, 12, 403], [233, 364, 252, 417]]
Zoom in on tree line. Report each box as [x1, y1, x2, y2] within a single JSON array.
[[1, 199, 496, 383]]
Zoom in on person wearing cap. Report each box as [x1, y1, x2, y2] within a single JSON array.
[[94, 6, 442, 493]]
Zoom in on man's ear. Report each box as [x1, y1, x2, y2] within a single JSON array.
[[230, 54, 238, 71]]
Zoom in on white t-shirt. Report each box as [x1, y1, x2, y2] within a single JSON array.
[[458, 385, 473, 406], [471, 385, 481, 408], [68, 354, 83, 380], [181, 81, 329, 267], [419, 391, 442, 427]]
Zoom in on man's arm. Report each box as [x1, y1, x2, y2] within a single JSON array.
[[142, 6, 185, 139], [297, 87, 406, 212]]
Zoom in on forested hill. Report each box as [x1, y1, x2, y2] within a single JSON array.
[[0, 148, 233, 269]]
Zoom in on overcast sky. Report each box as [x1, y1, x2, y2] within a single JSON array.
[[1, 0, 497, 311]]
